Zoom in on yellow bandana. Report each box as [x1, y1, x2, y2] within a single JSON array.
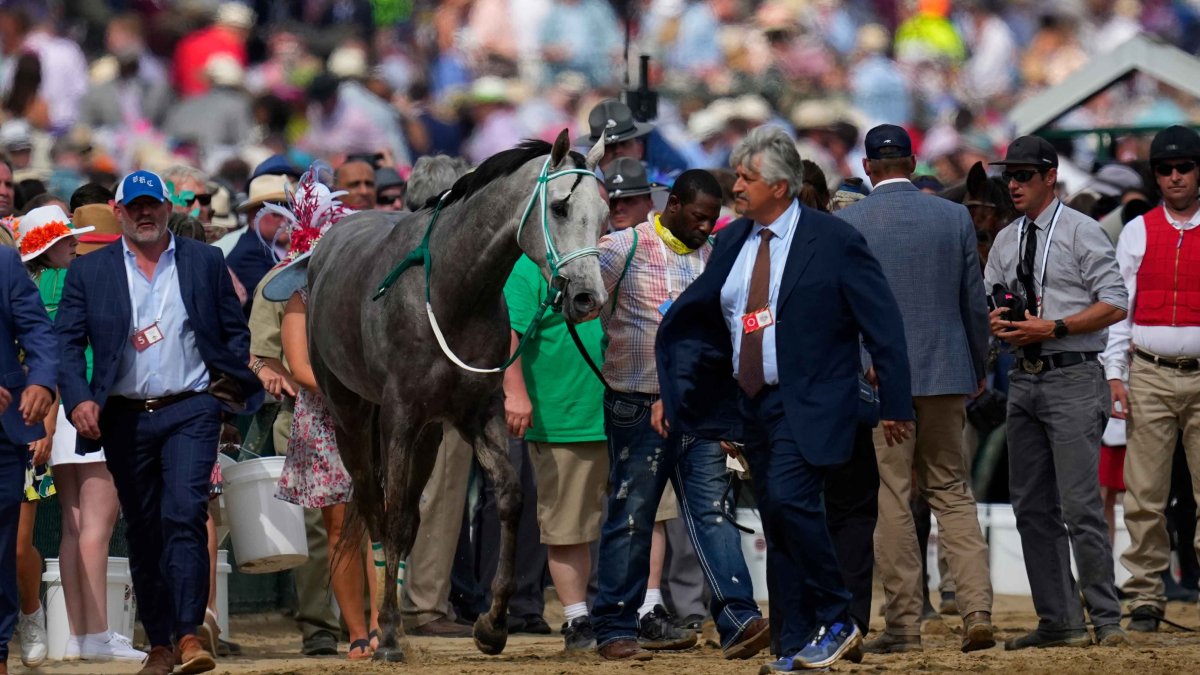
[[654, 214, 696, 255]]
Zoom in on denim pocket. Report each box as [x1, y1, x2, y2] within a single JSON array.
[[605, 397, 649, 428]]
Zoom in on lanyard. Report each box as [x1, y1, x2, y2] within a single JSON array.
[[653, 224, 704, 299], [741, 204, 801, 311], [125, 256, 176, 329], [1015, 202, 1063, 315]]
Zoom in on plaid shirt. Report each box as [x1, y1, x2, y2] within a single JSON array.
[[599, 220, 712, 394]]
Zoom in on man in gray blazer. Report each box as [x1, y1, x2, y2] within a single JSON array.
[[836, 125, 994, 654]]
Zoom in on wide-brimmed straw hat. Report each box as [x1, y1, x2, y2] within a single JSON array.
[[15, 205, 95, 262], [238, 174, 292, 213], [74, 204, 122, 255]]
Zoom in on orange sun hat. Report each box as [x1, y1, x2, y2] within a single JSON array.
[[14, 205, 95, 263]]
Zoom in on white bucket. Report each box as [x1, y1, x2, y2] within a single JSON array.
[[216, 550, 231, 637], [214, 453, 237, 545], [987, 504, 1031, 595], [222, 456, 308, 573], [43, 557, 136, 661], [735, 508, 769, 602]]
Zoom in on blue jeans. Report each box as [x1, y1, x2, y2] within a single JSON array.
[[592, 390, 762, 649]]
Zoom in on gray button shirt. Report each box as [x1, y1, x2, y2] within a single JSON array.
[[983, 199, 1127, 354]]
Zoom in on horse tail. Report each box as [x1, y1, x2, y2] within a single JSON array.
[[334, 403, 385, 568]]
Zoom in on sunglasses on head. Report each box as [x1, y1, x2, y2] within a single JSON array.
[[1001, 169, 1044, 184], [1154, 160, 1198, 177], [178, 191, 212, 207]]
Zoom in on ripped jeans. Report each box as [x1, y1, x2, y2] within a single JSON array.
[[591, 390, 762, 648]]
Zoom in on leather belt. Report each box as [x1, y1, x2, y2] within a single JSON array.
[[1135, 348, 1200, 372], [108, 391, 203, 413], [1017, 351, 1098, 375]]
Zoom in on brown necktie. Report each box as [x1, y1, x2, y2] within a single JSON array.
[[738, 229, 774, 397]]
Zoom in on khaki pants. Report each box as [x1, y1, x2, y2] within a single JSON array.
[[402, 426, 474, 628], [873, 395, 992, 635], [1121, 357, 1200, 611]]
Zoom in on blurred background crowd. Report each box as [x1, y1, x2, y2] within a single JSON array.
[[0, 0, 1198, 221]]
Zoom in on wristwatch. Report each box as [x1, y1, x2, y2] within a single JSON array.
[[1053, 319, 1069, 339], [251, 358, 266, 375]]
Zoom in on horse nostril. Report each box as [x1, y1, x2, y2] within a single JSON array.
[[572, 292, 595, 312]]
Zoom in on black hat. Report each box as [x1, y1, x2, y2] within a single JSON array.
[[1150, 125, 1200, 163], [864, 124, 912, 159], [576, 99, 654, 146], [990, 135, 1058, 168], [375, 167, 406, 191], [602, 158, 666, 199]]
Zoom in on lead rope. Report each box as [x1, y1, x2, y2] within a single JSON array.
[[373, 159, 599, 374]]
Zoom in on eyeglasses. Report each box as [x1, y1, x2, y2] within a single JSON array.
[[377, 191, 404, 205], [1154, 161, 1198, 177], [178, 191, 212, 207], [1001, 169, 1043, 184]]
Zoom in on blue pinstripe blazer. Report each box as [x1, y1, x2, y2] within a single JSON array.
[[835, 181, 989, 397], [0, 246, 56, 444]]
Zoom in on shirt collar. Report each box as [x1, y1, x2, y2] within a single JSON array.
[[1163, 204, 1200, 230], [753, 199, 800, 239], [121, 232, 177, 259], [1029, 198, 1062, 230], [873, 177, 912, 188]]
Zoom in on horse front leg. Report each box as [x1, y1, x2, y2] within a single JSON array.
[[470, 410, 522, 655]]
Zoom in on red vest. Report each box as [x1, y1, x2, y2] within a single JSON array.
[[1134, 207, 1200, 327]]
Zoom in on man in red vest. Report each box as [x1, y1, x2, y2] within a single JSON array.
[[1104, 125, 1200, 632]]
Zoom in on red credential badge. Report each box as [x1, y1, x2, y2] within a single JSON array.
[[742, 307, 774, 334], [131, 323, 164, 352]]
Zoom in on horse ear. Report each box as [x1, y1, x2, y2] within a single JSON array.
[[550, 129, 571, 168], [966, 162, 989, 200], [585, 138, 604, 171]]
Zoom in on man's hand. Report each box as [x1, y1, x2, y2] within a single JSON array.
[[865, 366, 878, 388], [992, 309, 1055, 346], [29, 436, 51, 466], [1109, 379, 1129, 420], [720, 441, 743, 459], [71, 401, 102, 440], [258, 364, 298, 399], [970, 378, 987, 400], [505, 392, 533, 439], [0, 385, 11, 414], [881, 419, 914, 447], [650, 400, 669, 438], [19, 385, 53, 426]]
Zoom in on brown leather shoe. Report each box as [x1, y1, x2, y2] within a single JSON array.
[[962, 611, 996, 653], [410, 617, 474, 638], [723, 617, 771, 660], [863, 631, 922, 654], [0, 659, 9, 675], [598, 639, 653, 661], [176, 634, 216, 674], [137, 646, 176, 675]]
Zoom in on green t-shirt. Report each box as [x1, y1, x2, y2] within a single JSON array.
[[37, 268, 94, 381], [503, 255, 605, 443]]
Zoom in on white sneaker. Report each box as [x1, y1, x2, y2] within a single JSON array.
[[16, 607, 48, 667], [81, 631, 147, 662], [63, 634, 84, 661]]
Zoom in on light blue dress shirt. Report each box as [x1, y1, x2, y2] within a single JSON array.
[[720, 200, 801, 386], [111, 235, 210, 398]]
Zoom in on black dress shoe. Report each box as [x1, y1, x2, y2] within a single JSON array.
[[514, 614, 551, 635], [1003, 628, 1090, 650], [301, 630, 338, 656], [1127, 606, 1163, 633]]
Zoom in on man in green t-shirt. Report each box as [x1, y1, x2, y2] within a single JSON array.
[[503, 254, 606, 652]]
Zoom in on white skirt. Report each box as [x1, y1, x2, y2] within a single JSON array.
[[49, 405, 106, 465]]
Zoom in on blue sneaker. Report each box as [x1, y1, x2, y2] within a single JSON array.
[[764, 621, 860, 671]]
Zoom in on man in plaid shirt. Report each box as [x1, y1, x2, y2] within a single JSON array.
[[590, 170, 769, 662]]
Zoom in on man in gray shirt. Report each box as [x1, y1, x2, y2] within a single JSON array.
[[984, 136, 1129, 650]]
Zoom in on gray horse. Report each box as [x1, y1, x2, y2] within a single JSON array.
[[305, 131, 608, 661]]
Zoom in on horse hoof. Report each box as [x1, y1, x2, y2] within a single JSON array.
[[372, 646, 406, 662], [473, 615, 509, 655]]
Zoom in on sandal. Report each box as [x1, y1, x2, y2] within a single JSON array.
[[369, 629, 381, 652], [348, 639, 373, 661]]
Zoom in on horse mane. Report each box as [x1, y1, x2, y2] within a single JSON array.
[[436, 140, 586, 208]]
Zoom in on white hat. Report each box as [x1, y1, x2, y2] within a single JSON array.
[[215, 2, 256, 30], [204, 54, 244, 88], [732, 95, 771, 123], [688, 108, 725, 141], [238, 174, 292, 213], [15, 206, 95, 263], [328, 46, 369, 80], [0, 119, 32, 151]]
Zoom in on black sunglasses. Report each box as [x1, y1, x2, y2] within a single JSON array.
[[1001, 169, 1044, 184], [377, 191, 404, 205], [179, 191, 212, 207], [1154, 161, 1198, 177]]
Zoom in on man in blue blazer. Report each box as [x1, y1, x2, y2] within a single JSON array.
[[657, 126, 913, 672], [0, 246, 56, 675], [55, 171, 262, 675], [836, 124, 994, 655]]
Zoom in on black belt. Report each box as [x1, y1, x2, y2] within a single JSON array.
[[1135, 348, 1200, 371], [108, 391, 203, 413], [1017, 351, 1098, 375]]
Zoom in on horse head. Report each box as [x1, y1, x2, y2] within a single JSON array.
[[942, 161, 1018, 268], [517, 129, 609, 323]]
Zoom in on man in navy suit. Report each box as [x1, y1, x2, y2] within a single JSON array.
[[56, 171, 262, 675], [657, 126, 913, 672], [0, 246, 56, 675]]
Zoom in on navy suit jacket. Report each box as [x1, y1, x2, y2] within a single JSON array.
[[0, 246, 56, 445], [656, 207, 913, 467], [56, 236, 263, 454]]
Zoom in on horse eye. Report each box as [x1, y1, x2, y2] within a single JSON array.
[[551, 200, 568, 218]]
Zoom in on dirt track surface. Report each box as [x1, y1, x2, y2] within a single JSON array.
[[13, 595, 1200, 674]]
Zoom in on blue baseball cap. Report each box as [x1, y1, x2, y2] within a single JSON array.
[[115, 170, 169, 205], [864, 124, 913, 160], [251, 154, 301, 180]]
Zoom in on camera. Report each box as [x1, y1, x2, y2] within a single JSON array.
[[988, 283, 1026, 322]]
